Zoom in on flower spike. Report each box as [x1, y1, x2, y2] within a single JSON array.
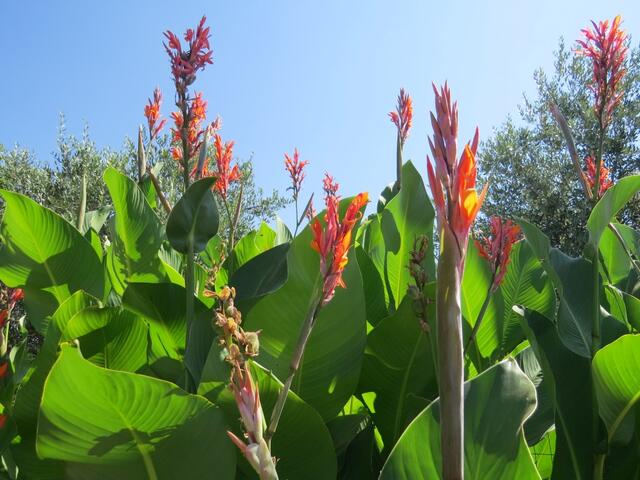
[[475, 216, 522, 290], [576, 15, 628, 128], [284, 149, 309, 201], [310, 178, 368, 305]]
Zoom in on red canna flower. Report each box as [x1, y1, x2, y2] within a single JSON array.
[[9, 288, 23, 306], [311, 176, 368, 305], [427, 82, 487, 259], [144, 87, 167, 141], [284, 149, 309, 201], [0, 310, 7, 329], [584, 155, 613, 198], [475, 216, 521, 290], [170, 92, 210, 167], [389, 88, 413, 146], [0, 414, 7, 429], [0, 362, 8, 379], [322, 173, 339, 197], [210, 134, 240, 200], [576, 15, 628, 129], [164, 16, 213, 92]]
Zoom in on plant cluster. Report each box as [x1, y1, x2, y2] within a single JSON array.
[[0, 14, 638, 480]]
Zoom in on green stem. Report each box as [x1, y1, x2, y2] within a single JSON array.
[[184, 241, 195, 392], [77, 173, 86, 231], [594, 452, 606, 480], [395, 133, 402, 191], [437, 227, 464, 480], [265, 278, 322, 446]]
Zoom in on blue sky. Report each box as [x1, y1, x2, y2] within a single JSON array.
[[1, 1, 639, 225]]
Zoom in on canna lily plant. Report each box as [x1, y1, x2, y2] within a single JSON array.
[[0, 13, 638, 480]]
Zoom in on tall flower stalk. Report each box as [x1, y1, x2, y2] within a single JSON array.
[[284, 148, 309, 235], [426, 83, 486, 480], [265, 177, 368, 443], [164, 16, 214, 391], [212, 287, 278, 479], [389, 88, 413, 189]]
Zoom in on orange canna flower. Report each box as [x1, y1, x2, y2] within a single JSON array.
[[475, 216, 521, 290], [576, 15, 628, 128], [210, 134, 241, 200], [427, 83, 486, 255], [311, 175, 368, 305], [584, 155, 613, 198], [144, 87, 167, 141], [171, 92, 210, 167], [389, 88, 413, 146]]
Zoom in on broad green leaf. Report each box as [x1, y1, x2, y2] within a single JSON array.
[[199, 355, 336, 480], [379, 359, 540, 479], [243, 205, 367, 420], [326, 414, 371, 456], [122, 282, 214, 385], [355, 245, 388, 326], [103, 167, 168, 295], [10, 292, 98, 479], [593, 334, 640, 444], [461, 242, 502, 368], [604, 285, 640, 332], [226, 222, 277, 274], [587, 175, 640, 246], [499, 242, 556, 356], [81, 205, 111, 234], [357, 291, 437, 454], [599, 223, 640, 288], [0, 190, 104, 332], [275, 216, 293, 244], [520, 309, 594, 479], [518, 219, 593, 358], [166, 176, 219, 254], [516, 347, 554, 445], [530, 430, 555, 480], [364, 161, 435, 311], [74, 307, 149, 373], [199, 235, 224, 268], [37, 345, 235, 480], [229, 243, 289, 301]]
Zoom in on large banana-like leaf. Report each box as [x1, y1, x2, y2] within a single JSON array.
[[587, 175, 640, 246], [520, 309, 594, 479], [593, 334, 640, 445], [11, 292, 99, 478], [363, 161, 435, 311], [166, 176, 219, 254], [462, 241, 556, 369], [36, 345, 235, 480], [379, 359, 540, 479], [103, 167, 169, 295], [199, 352, 337, 479], [357, 289, 437, 455], [242, 203, 367, 420], [0, 190, 104, 332], [518, 219, 593, 358]]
